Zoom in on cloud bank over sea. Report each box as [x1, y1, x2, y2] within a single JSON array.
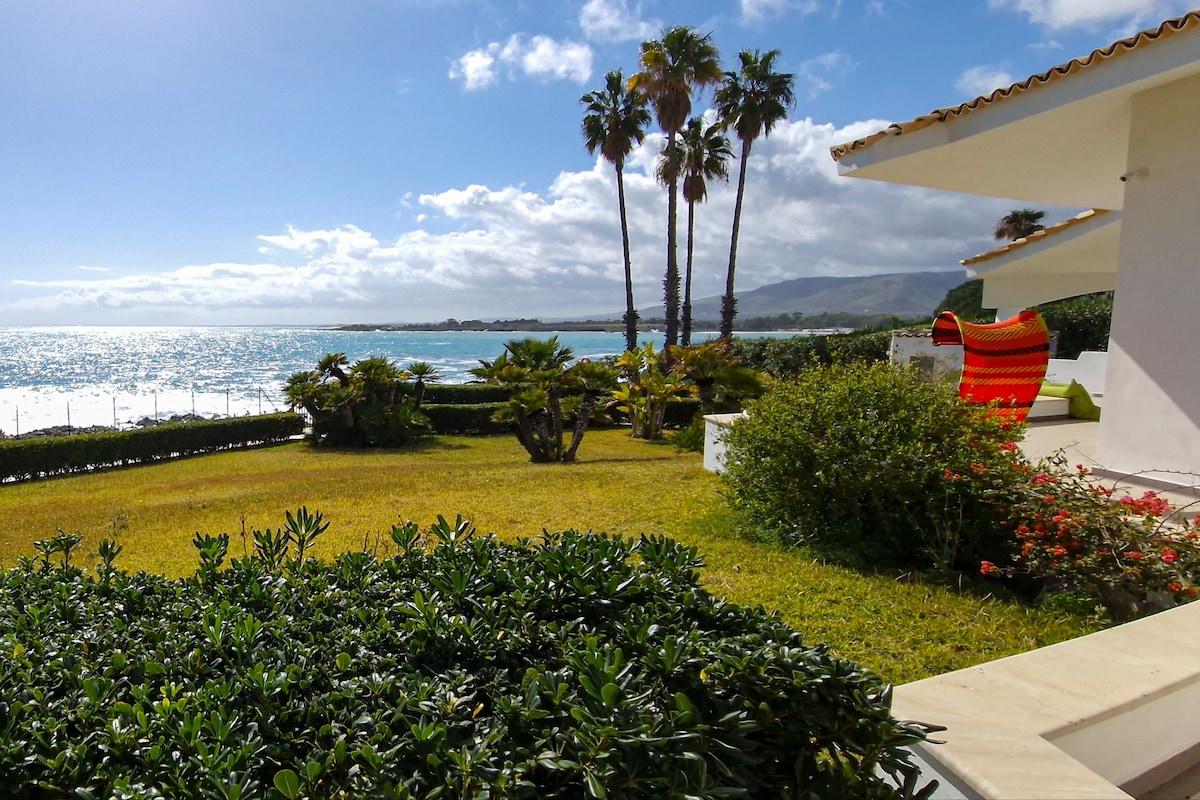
[[6, 117, 1025, 327]]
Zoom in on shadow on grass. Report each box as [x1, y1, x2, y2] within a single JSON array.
[[710, 509, 1050, 609], [302, 437, 471, 456]]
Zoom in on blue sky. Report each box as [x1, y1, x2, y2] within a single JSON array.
[[1, 0, 1189, 325]]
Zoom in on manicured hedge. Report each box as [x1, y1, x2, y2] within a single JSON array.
[[0, 413, 303, 483], [0, 521, 937, 798], [731, 331, 893, 378], [421, 403, 511, 435], [409, 382, 510, 404]]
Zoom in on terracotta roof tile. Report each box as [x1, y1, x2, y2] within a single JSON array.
[[961, 210, 1112, 266], [830, 12, 1200, 162]]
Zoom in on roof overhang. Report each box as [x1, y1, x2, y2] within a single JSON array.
[[965, 210, 1120, 308], [831, 14, 1200, 209]]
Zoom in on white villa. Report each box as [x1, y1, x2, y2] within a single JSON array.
[[833, 12, 1200, 490], [829, 13, 1200, 799]]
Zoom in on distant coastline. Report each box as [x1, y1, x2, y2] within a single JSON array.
[[335, 310, 906, 334]]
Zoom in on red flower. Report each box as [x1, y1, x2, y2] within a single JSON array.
[[1162, 548, 1179, 565], [999, 441, 1019, 452], [1169, 582, 1183, 593]]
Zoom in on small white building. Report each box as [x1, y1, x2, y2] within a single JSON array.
[[832, 12, 1200, 488]]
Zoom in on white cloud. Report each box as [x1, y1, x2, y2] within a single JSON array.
[[77, 265, 110, 272], [449, 48, 498, 91], [989, 0, 1191, 31], [579, 0, 659, 43], [519, 36, 593, 83], [866, 0, 885, 14], [7, 117, 1029, 325], [955, 65, 1016, 99], [449, 34, 592, 90], [740, 0, 820, 23], [797, 51, 852, 99]]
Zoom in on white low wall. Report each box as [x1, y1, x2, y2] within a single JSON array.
[[894, 601, 1200, 799], [1045, 351, 1108, 396]]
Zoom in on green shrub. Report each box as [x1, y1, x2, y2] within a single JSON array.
[[1037, 294, 1112, 358], [414, 382, 511, 404], [731, 329, 893, 379], [0, 516, 937, 798], [421, 402, 511, 435], [0, 414, 303, 483], [722, 363, 1019, 569]]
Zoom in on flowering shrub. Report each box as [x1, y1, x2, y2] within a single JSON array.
[[981, 453, 1200, 621]]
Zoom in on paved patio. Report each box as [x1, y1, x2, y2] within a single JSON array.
[[1021, 418, 1200, 516]]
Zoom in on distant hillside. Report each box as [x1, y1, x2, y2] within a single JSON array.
[[608, 270, 966, 322]]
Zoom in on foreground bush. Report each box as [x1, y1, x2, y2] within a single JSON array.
[[0, 513, 937, 799], [722, 362, 1018, 569]]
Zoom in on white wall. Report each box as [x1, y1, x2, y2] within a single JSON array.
[[1098, 72, 1200, 485], [888, 334, 963, 378]]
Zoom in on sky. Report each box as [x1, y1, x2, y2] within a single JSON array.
[[0, 0, 1191, 326]]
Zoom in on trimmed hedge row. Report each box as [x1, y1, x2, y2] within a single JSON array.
[[409, 382, 510, 404], [421, 403, 511, 435], [0, 413, 303, 483]]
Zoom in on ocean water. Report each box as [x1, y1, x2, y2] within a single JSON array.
[[0, 326, 802, 435]]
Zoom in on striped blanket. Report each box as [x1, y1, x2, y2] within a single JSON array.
[[932, 309, 1050, 422]]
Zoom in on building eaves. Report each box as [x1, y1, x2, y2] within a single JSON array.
[[962, 210, 1112, 266], [829, 12, 1200, 162]]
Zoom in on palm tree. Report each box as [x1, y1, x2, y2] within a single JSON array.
[[284, 370, 322, 418], [714, 49, 795, 342], [581, 70, 652, 353], [657, 117, 732, 346], [630, 26, 722, 349], [406, 361, 441, 409], [316, 352, 350, 388], [994, 209, 1046, 241], [349, 356, 402, 409]]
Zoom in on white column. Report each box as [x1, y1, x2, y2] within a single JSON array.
[[1097, 72, 1200, 485]]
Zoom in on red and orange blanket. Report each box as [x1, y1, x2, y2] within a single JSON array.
[[932, 309, 1050, 423]]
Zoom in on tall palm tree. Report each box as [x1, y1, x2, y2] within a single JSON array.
[[581, 70, 652, 354], [994, 209, 1046, 241], [630, 26, 722, 349], [657, 117, 732, 345], [714, 49, 795, 342]]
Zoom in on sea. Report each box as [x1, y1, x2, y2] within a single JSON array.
[[0, 326, 807, 436]]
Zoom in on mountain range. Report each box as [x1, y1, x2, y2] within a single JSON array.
[[576, 270, 967, 322], [645, 270, 967, 321]]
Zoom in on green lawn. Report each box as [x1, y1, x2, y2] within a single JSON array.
[[0, 429, 1093, 684]]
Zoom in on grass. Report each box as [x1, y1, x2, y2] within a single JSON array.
[[0, 429, 1094, 684]]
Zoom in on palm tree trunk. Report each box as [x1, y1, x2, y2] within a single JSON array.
[[616, 165, 638, 354], [720, 140, 752, 343], [563, 393, 597, 463], [682, 199, 696, 347], [664, 130, 681, 349]]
